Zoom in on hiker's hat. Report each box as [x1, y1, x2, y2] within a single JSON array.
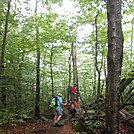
[[58, 93, 62, 97]]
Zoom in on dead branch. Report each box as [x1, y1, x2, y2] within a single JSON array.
[[78, 93, 90, 120], [127, 86, 134, 96], [119, 78, 134, 97], [90, 106, 104, 120], [119, 102, 134, 111], [120, 115, 134, 123], [125, 93, 134, 103], [119, 110, 134, 127]]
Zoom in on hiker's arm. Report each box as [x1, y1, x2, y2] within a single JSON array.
[[72, 91, 76, 94], [60, 102, 67, 106]]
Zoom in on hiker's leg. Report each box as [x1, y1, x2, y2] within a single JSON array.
[[73, 109, 77, 117], [53, 108, 58, 122], [57, 108, 62, 121], [54, 115, 57, 122], [57, 115, 62, 121]]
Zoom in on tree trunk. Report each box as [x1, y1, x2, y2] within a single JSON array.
[[50, 44, 54, 97], [67, 50, 72, 104], [72, 43, 79, 102], [93, 62, 97, 100], [0, 0, 11, 77], [106, 0, 124, 133], [95, 11, 105, 110], [1, 64, 6, 107], [35, 0, 40, 119]]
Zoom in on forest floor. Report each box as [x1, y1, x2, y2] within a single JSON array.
[[0, 118, 134, 134], [0, 119, 75, 134], [0, 108, 134, 134]]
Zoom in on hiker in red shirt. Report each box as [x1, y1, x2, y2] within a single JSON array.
[[70, 85, 77, 101]]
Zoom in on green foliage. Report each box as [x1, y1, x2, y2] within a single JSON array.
[[0, 110, 24, 126], [87, 109, 95, 114], [0, 0, 133, 127], [72, 121, 85, 132]]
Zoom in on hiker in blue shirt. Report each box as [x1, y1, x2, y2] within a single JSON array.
[[53, 93, 67, 125]]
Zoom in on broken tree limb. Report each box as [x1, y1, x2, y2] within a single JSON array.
[[119, 110, 134, 127], [120, 115, 134, 123], [77, 93, 90, 120], [121, 110, 134, 117]]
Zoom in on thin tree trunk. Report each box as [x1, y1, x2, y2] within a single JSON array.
[[95, 12, 100, 110], [35, 0, 40, 119], [2, 87, 6, 106], [106, 0, 124, 133], [95, 11, 105, 110], [0, 0, 11, 77], [72, 43, 79, 102], [50, 44, 54, 97], [67, 50, 72, 104], [1, 64, 6, 107], [93, 62, 96, 100]]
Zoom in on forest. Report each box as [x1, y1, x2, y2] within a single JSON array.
[[0, 0, 134, 134]]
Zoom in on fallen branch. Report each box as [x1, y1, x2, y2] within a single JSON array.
[[90, 106, 104, 120], [119, 102, 134, 111], [125, 93, 134, 103], [78, 93, 90, 120], [119, 78, 134, 97], [120, 115, 134, 123], [119, 110, 134, 127], [126, 86, 134, 96]]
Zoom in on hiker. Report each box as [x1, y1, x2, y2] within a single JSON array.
[[69, 85, 77, 101], [68, 99, 78, 118], [52, 93, 67, 125]]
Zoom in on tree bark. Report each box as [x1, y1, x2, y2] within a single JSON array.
[[35, 0, 40, 119], [0, 0, 11, 77], [106, 0, 124, 133]]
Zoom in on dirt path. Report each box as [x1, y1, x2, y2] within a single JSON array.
[[0, 120, 75, 134]]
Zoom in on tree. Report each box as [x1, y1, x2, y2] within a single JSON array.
[[105, 0, 124, 133], [35, 0, 40, 119], [72, 43, 79, 102], [50, 44, 54, 97], [0, 0, 11, 77], [95, 11, 105, 110]]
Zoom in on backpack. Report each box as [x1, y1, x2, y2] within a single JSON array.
[[70, 101, 74, 110], [50, 96, 58, 108]]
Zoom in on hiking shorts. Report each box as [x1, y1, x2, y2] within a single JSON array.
[[53, 107, 62, 116]]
